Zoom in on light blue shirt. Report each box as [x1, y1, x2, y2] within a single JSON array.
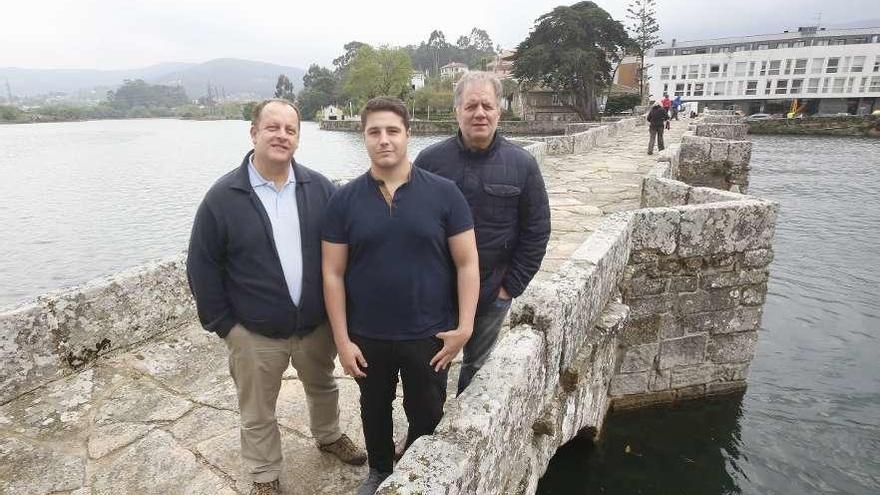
[[248, 156, 303, 306]]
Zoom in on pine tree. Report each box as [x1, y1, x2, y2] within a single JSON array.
[[626, 0, 662, 99]]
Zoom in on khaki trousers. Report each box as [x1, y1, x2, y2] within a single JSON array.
[[224, 322, 341, 483]]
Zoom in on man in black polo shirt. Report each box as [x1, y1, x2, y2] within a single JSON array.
[[322, 97, 479, 494]]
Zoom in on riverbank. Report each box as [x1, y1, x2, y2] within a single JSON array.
[[748, 115, 880, 137]]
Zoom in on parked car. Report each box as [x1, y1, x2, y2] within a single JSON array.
[[744, 113, 772, 122]]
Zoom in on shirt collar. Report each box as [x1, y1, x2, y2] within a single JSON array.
[[248, 155, 295, 189]]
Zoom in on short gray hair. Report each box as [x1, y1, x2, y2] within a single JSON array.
[[453, 71, 502, 108]]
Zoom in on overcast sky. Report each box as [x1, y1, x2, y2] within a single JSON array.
[[3, 0, 878, 70]]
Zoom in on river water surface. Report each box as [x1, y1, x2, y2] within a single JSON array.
[[537, 135, 880, 494], [1, 122, 878, 493], [0, 119, 442, 308]]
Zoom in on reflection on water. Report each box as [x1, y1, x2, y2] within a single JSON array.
[[538, 135, 880, 494], [0, 119, 443, 308]]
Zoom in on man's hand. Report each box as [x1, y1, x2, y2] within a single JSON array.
[[337, 340, 368, 378], [430, 327, 473, 372], [498, 287, 512, 300]]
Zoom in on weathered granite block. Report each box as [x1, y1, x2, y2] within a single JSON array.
[[624, 276, 668, 297], [647, 367, 672, 391], [641, 177, 690, 208], [677, 201, 779, 257], [743, 248, 774, 268], [658, 334, 707, 368], [679, 136, 711, 165], [709, 140, 730, 162], [678, 287, 740, 314], [706, 331, 758, 363], [610, 372, 648, 396], [701, 269, 769, 289], [619, 343, 658, 373], [741, 283, 768, 306], [669, 276, 699, 292], [620, 315, 661, 345], [628, 294, 677, 318], [727, 141, 752, 166], [695, 123, 749, 140], [687, 187, 745, 205], [671, 363, 717, 389], [679, 307, 763, 335], [631, 208, 679, 254]]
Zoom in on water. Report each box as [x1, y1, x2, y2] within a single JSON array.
[[538, 135, 880, 494], [0, 119, 443, 308]]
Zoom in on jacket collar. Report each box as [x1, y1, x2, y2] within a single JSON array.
[[455, 130, 502, 158], [230, 150, 312, 191]]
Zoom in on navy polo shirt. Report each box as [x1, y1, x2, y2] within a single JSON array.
[[322, 166, 474, 340]]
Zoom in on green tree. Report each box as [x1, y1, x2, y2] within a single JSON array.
[[511, 1, 631, 121], [626, 0, 662, 99], [427, 30, 448, 77], [242, 101, 258, 121], [344, 45, 413, 103], [107, 79, 188, 110], [604, 93, 642, 114], [274, 74, 295, 101]]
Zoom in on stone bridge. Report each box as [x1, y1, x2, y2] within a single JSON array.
[[0, 112, 777, 494]]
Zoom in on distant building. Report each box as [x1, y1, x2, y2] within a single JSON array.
[[515, 87, 581, 122], [487, 50, 515, 79], [321, 104, 343, 120], [614, 56, 641, 92], [646, 26, 880, 115], [440, 62, 469, 80], [411, 71, 426, 91]]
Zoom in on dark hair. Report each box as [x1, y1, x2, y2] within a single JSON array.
[[360, 97, 410, 131], [251, 98, 301, 129]]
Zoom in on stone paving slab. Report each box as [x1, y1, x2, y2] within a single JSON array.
[[0, 118, 690, 495]]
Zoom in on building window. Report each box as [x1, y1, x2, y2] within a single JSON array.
[[821, 77, 831, 93], [688, 65, 699, 79], [745, 81, 758, 95], [686, 83, 692, 96], [826, 58, 839, 74], [758, 43, 769, 50], [679, 49, 693, 55], [790, 79, 803, 94], [830, 39, 846, 46], [748, 61, 756, 76], [794, 59, 808, 75], [814, 39, 828, 46], [674, 83, 685, 96], [694, 83, 704, 96], [734, 45, 745, 52], [832, 78, 845, 93], [846, 77, 855, 93], [871, 77, 880, 92], [709, 64, 720, 77], [695, 47, 707, 54], [775, 80, 788, 94], [852, 56, 865, 73], [792, 41, 805, 48], [859, 77, 868, 93], [769, 60, 782, 76], [806, 78, 820, 93], [765, 80, 772, 95], [784, 59, 793, 75], [661, 67, 670, 80], [874, 56, 880, 72], [811, 58, 824, 74], [760, 61, 768, 76], [735, 62, 747, 77], [737, 80, 745, 94]]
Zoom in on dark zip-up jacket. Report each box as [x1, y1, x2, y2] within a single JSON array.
[[647, 105, 669, 128], [415, 132, 551, 314], [186, 151, 336, 338]]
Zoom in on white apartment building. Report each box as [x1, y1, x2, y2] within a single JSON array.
[[646, 26, 880, 115]]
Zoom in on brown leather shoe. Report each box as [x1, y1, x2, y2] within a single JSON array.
[[319, 433, 367, 465], [249, 479, 280, 495]]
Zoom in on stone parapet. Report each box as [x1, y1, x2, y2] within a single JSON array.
[[527, 117, 642, 156], [694, 123, 749, 140], [0, 255, 194, 404], [677, 133, 752, 193]]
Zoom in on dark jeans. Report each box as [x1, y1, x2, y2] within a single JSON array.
[[457, 297, 512, 394], [351, 334, 447, 472], [648, 125, 665, 153]]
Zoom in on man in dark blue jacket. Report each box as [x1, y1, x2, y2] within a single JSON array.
[[414, 71, 551, 395], [186, 99, 365, 495]]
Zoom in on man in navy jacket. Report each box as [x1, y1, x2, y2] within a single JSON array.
[[415, 71, 551, 395], [186, 99, 365, 495]]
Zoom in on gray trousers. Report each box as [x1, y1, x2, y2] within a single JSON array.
[[648, 126, 665, 153], [456, 297, 512, 394]]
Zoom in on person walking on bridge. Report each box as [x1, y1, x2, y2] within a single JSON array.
[[647, 101, 670, 155], [186, 99, 366, 495]]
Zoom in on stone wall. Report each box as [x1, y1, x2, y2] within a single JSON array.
[[676, 120, 752, 193], [527, 117, 643, 155], [318, 119, 573, 135], [611, 158, 778, 409], [747, 115, 880, 137], [0, 255, 195, 404]]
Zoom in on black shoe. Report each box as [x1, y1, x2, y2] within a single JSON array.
[[356, 469, 392, 495]]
